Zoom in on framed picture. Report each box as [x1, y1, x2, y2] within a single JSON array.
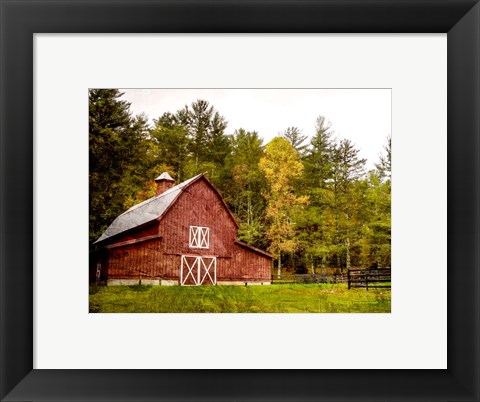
[[1, 1, 479, 401]]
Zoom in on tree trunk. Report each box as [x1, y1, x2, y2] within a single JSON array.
[[277, 253, 282, 279], [311, 260, 315, 275], [346, 237, 351, 271]]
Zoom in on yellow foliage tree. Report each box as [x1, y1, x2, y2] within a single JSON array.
[[259, 137, 308, 278]]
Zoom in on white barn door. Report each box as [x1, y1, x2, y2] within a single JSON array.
[[180, 255, 217, 286]]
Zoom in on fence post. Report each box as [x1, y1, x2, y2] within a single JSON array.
[[365, 270, 368, 291], [95, 262, 101, 287], [347, 269, 351, 289]]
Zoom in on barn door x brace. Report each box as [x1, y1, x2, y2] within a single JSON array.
[[180, 255, 217, 286]]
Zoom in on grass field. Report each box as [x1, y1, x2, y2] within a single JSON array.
[[89, 283, 391, 313]]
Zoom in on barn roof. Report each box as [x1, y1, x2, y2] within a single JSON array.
[[94, 173, 239, 244], [94, 174, 201, 244], [234, 240, 275, 258]]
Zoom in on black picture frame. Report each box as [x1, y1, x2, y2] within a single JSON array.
[[1, 1, 479, 401]]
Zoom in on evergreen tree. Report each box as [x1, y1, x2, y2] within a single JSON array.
[[281, 126, 308, 154], [188, 99, 212, 166], [225, 129, 267, 248], [360, 135, 392, 267], [359, 171, 391, 268], [375, 134, 391, 181], [150, 112, 190, 182], [206, 111, 231, 174], [330, 139, 367, 270], [89, 89, 152, 243], [296, 116, 336, 273], [168, 100, 231, 186]]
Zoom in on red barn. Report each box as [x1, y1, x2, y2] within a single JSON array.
[[91, 173, 273, 286]]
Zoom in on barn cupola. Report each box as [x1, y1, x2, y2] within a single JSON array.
[[154, 172, 175, 196]]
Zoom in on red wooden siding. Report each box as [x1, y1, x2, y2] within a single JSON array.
[[162, 254, 181, 279], [108, 238, 163, 279], [230, 244, 271, 281], [158, 178, 237, 258]]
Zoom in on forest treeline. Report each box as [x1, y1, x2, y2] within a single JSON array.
[[90, 89, 391, 276]]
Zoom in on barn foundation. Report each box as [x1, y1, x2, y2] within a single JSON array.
[[160, 279, 178, 286], [107, 279, 163, 286], [216, 281, 271, 286]]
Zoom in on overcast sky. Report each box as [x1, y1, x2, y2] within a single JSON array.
[[119, 88, 391, 170]]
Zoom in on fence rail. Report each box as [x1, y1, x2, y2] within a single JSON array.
[[347, 268, 391, 290], [271, 269, 391, 290], [270, 272, 348, 285]]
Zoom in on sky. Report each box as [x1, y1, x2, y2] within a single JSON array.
[[119, 88, 391, 170]]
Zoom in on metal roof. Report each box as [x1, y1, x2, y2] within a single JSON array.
[[234, 240, 274, 258], [95, 174, 201, 244], [155, 172, 174, 181]]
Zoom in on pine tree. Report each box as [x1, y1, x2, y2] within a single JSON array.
[[360, 135, 392, 267], [150, 112, 190, 182], [166, 100, 231, 186], [375, 134, 391, 181], [225, 129, 267, 248], [296, 116, 336, 274], [359, 171, 391, 268], [330, 139, 367, 271], [89, 89, 152, 243], [188, 99, 213, 167], [281, 126, 308, 154]]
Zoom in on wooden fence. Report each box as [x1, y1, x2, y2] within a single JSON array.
[[270, 273, 347, 285], [270, 269, 391, 290], [347, 268, 391, 290]]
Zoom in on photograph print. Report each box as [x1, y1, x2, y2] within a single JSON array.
[[89, 88, 391, 313]]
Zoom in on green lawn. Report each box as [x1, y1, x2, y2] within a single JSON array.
[[89, 283, 391, 313]]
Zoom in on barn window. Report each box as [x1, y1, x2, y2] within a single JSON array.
[[189, 226, 210, 249]]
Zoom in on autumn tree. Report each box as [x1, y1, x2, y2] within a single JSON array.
[[259, 137, 308, 278]]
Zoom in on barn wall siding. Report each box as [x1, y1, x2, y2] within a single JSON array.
[[158, 179, 237, 258], [230, 244, 271, 281], [108, 239, 163, 279], [162, 254, 181, 279]]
